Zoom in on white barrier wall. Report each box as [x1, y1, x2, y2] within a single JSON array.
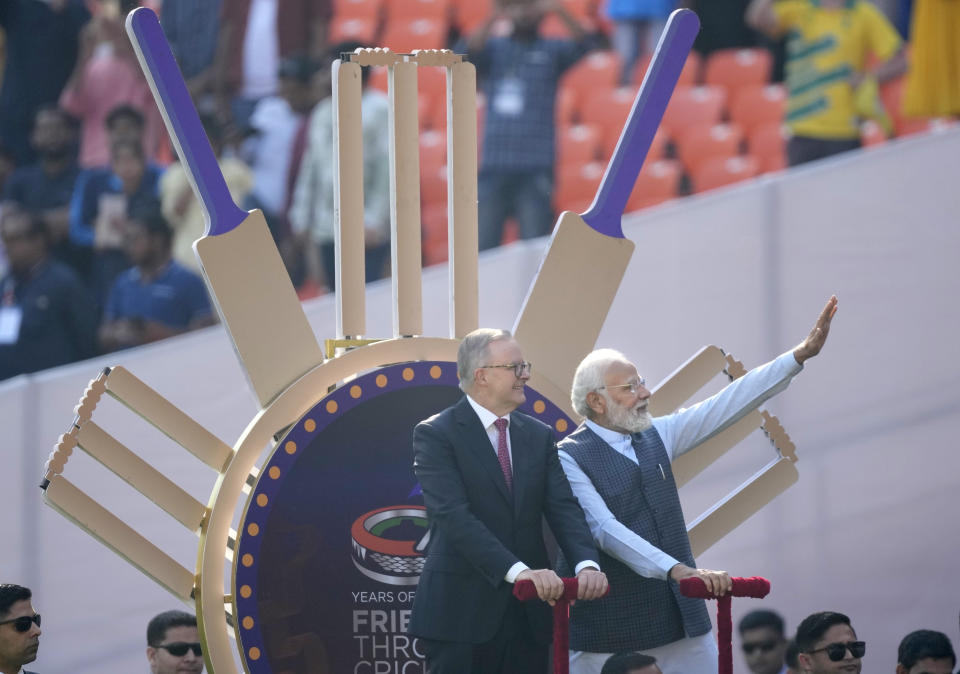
[[1, 126, 958, 672]]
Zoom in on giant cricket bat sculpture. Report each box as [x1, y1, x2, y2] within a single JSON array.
[[515, 9, 700, 392], [126, 10, 325, 408]]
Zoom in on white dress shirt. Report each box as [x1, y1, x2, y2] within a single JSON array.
[[559, 350, 803, 580], [465, 395, 599, 582]]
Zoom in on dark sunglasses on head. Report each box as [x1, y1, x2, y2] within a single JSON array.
[[742, 639, 780, 655], [0, 613, 41, 633], [808, 640, 866, 661], [157, 641, 203, 657]]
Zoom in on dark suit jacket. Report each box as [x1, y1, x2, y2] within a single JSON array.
[[408, 396, 598, 645]]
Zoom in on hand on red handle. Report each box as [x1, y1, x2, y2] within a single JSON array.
[[513, 576, 611, 602], [678, 576, 770, 599]]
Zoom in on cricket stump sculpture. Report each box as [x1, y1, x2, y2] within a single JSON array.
[[40, 8, 799, 672]]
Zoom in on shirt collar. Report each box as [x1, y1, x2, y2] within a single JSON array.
[[466, 394, 508, 430], [584, 418, 631, 445]]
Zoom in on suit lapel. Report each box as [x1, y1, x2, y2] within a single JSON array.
[[454, 398, 512, 505], [509, 412, 533, 515]]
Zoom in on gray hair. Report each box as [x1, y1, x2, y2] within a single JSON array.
[[571, 348, 631, 418], [458, 328, 512, 392]]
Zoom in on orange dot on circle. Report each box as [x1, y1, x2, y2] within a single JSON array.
[[240, 585, 252, 598], [533, 400, 546, 414], [376, 374, 388, 387], [242, 616, 254, 630], [285, 441, 297, 454], [268, 466, 280, 479], [402, 367, 415, 381], [429, 365, 442, 379], [555, 419, 568, 432], [247, 523, 259, 536], [326, 400, 338, 413], [304, 419, 316, 432], [350, 385, 362, 398], [241, 553, 254, 567], [256, 494, 268, 507], [249, 647, 261, 660]]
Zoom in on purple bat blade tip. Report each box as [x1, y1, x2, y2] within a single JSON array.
[[579, 8, 699, 239]]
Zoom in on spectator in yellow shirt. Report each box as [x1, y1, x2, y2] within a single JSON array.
[[746, 0, 907, 166]]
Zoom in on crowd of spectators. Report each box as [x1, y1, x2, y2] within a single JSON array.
[[3, 578, 958, 673], [0, 0, 953, 381], [735, 608, 958, 674]]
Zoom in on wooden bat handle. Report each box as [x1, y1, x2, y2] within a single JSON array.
[[581, 8, 700, 238], [126, 8, 245, 236]]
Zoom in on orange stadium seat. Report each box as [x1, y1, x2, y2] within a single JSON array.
[[703, 48, 773, 97], [675, 122, 744, 175], [691, 155, 760, 193], [453, 0, 492, 35], [554, 161, 605, 214], [747, 122, 787, 173], [381, 17, 448, 53], [420, 161, 448, 208], [415, 64, 448, 118], [334, 0, 385, 20], [560, 50, 622, 116], [728, 84, 786, 134], [633, 50, 701, 88], [556, 86, 578, 126], [368, 66, 388, 93], [419, 129, 447, 175], [329, 16, 379, 45], [661, 85, 726, 138], [557, 123, 603, 165], [626, 159, 681, 211], [386, 0, 452, 20], [421, 203, 448, 265], [579, 86, 639, 153]]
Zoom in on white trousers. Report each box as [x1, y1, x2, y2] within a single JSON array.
[[569, 632, 718, 674]]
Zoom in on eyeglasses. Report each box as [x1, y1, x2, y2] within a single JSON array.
[[807, 641, 866, 661], [0, 613, 41, 632], [156, 642, 203, 657], [599, 377, 646, 394], [742, 639, 780, 655], [479, 361, 532, 378]]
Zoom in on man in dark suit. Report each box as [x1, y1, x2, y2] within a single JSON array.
[[0, 583, 41, 674], [409, 328, 609, 673]]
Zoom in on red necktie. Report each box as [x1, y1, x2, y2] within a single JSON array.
[[494, 418, 513, 491]]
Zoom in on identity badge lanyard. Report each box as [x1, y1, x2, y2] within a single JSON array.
[[492, 64, 526, 118], [0, 278, 23, 345]]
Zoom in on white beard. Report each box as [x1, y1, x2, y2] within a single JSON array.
[[604, 395, 653, 433]]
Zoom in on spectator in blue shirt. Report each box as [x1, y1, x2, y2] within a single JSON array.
[[3, 106, 82, 264], [99, 201, 213, 353], [463, 0, 597, 250], [0, 206, 97, 381], [69, 135, 163, 305]]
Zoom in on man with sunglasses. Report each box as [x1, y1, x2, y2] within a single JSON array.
[[558, 296, 838, 674], [739, 609, 789, 674], [795, 611, 864, 673], [0, 584, 41, 674], [145, 610, 203, 674], [409, 328, 608, 673]]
